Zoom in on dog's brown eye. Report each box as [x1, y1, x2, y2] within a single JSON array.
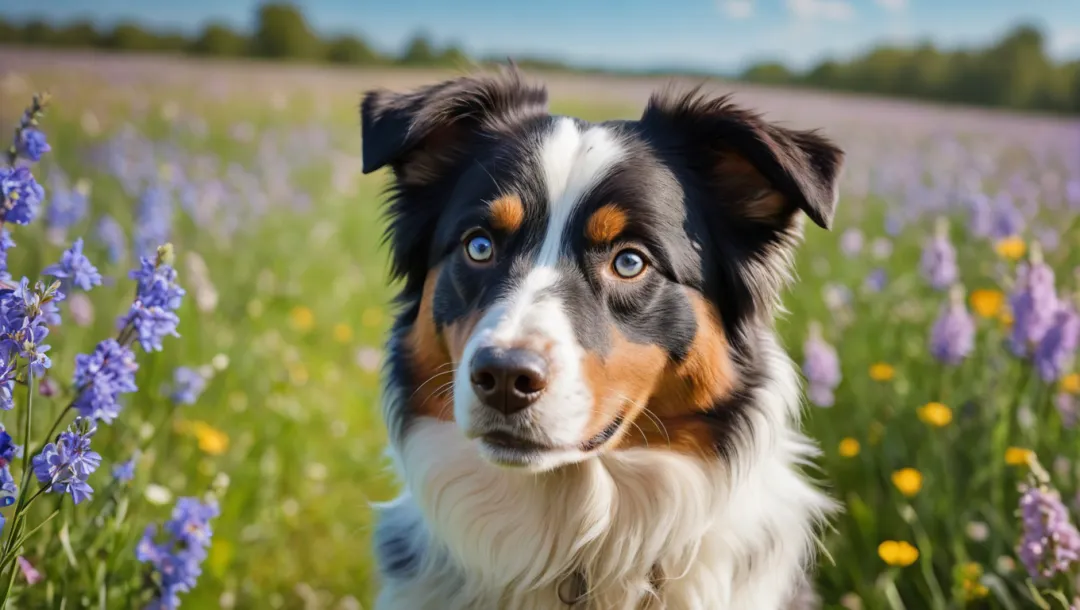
[[464, 233, 494, 263], [612, 250, 646, 279]]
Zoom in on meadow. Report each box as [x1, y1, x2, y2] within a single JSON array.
[[0, 48, 1078, 609]]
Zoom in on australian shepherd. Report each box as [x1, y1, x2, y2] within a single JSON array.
[[360, 68, 844, 610]]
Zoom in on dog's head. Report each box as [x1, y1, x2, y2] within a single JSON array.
[[363, 70, 843, 471]]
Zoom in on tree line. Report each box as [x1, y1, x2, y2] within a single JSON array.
[[1, 3, 1077, 115]]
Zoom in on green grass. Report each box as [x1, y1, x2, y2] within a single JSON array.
[[2, 57, 1079, 609]]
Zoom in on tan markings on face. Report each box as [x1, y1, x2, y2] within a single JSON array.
[[488, 194, 525, 233], [615, 291, 739, 457], [582, 329, 667, 442], [716, 150, 788, 225], [403, 266, 481, 421], [584, 203, 628, 244]]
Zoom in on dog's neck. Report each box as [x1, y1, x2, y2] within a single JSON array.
[[375, 333, 833, 609]]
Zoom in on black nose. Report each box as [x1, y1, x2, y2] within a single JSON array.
[[469, 346, 549, 415]]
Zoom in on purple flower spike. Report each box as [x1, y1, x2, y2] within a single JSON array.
[[930, 285, 976, 366], [920, 217, 958, 291], [31, 418, 101, 505], [1009, 243, 1059, 357], [1018, 482, 1080, 580], [43, 238, 102, 292], [802, 322, 842, 407]]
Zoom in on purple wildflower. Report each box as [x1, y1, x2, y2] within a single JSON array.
[[137, 497, 219, 609], [15, 128, 50, 163], [1034, 301, 1080, 383], [966, 193, 993, 238], [0, 467, 15, 509], [991, 194, 1026, 240], [0, 357, 14, 410], [43, 238, 102, 292], [112, 457, 136, 483], [31, 418, 101, 505], [0, 166, 45, 225], [1018, 482, 1080, 580], [930, 286, 976, 365], [920, 218, 958, 291], [0, 230, 14, 281], [167, 367, 206, 406], [118, 249, 185, 352], [72, 339, 138, 423], [45, 174, 88, 231], [1056, 392, 1078, 429], [802, 322, 842, 407], [0, 278, 61, 375], [134, 185, 172, 258], [864, 268, 888, 293], [1009, 245, 1059, 356], [95, 215, 127, 263], [839, 228, 863, 256]]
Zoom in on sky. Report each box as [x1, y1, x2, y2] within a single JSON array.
[[3, 0, 1080, 73]]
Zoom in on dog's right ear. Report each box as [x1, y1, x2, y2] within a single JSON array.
[[361, 70, 549, 186]]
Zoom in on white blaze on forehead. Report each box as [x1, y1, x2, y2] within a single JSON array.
[[536, 118, 626, 267]]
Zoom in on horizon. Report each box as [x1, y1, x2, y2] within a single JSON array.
[[2, 0, 1079, 74]]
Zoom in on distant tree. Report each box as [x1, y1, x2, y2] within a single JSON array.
[[48, 21, 99, 47], [741, 62, 794, 85], [20, 20, 56, 45], [103, 22, 159, 51], [251, 2, 320, 59], [979, 25, 1052, 110], [400, 33, 437, 65], [436, 44, 470, 67], [325, 34, 378, 64], [189, 22, 248, 56], [0, 18, 19, 44]]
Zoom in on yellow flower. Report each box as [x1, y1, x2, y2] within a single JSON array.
[[958, 563, 989, 601], [1062, 373, 1080, 395], [917, 402, 953, 427], [869, 363, 895, 382], [333, 323, 353, 343], [190, 421, 229, 456], [838, 438, 860, 458], [878, 540, 919, 567], [969, 289, 1005, 319], [891, 468, 923, 497], [1005, 446, 1033, 466], [995, 236, 1026, 261], [289, 306, 314, 332], [999, 308, 1014, 328], [362, 307, 383, 328]]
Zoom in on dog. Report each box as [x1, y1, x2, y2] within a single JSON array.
[[360, 68, 843, 610]]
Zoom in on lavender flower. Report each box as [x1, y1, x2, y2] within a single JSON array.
[[930, 285, 976, 365], [167, 367, 206, 406], [802, 322, 842, 407], [15, 129, 50, 163], [72, 339, 138, 423], [991, 194, 1026, 240], [1018, 482, 1080, 580], [31, 418, 101, 505], [1009, 244, 1059, 356], [0, 166, 45, 225], [137, 497, 219, 609], [43, 238, 102, 291], [95, 215, 127, 263], [920, 218, 958, 291], [118, 247, 185, 352], [1034, 301, 1080, 383]]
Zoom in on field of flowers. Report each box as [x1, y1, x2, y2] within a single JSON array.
[[0, 48, 1078, 609]]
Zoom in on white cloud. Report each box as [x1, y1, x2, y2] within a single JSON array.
[[720, 0, 754, 19], [875, 0, 908, 12], [786, 0, 855, 21]]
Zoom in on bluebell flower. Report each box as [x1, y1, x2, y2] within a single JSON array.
[[95, 215, 127, 263], [137, 497, 219, 609], [43, 238, 102, 291], [118, 250, 185, 352], [0, 166, 45, 225], [72, 339, 138, 423], [134, 185, 172, 259], [15, 128, 50, 163], [167, 367, 206, 406], [31, 418, 101, 505], [112, 457, 137, 483]]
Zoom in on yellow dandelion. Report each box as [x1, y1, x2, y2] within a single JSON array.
[[362, 307, 384, 328], [995, 236, 1026, 261], [1062, 373, 1080, 395], [333, 323, 353, 343], [289, 306, 314, 332], [869, 363, 895, 382], [878, 540, 919, 567], [969, 289, 1005, 319], [1005, 446, 1033, 466], [190, 421, 229, 456], [838, 438, 860, 458], [917, 402, 953, 427], [891, 468, 923, 497]]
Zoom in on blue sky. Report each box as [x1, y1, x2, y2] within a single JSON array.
[[3, 0, 1079, 72]]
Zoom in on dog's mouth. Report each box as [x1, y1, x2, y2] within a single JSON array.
[[477, 415, 626, 467]]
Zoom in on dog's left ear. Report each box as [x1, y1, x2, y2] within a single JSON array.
[[640, 88, 844, 230]]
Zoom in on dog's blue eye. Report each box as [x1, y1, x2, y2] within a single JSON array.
[[465, 234, 494, 263], [613, 250, 646, 279]]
